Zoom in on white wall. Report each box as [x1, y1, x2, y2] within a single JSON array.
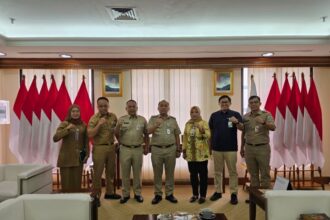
[[0, 69, 20, 163]]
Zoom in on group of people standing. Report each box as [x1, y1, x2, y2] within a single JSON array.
[[53, 94, 275, 207]]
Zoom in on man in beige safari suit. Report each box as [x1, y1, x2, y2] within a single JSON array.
[[115, 100, 149, 204], [241, 95, 276, 189], [88, 97, 121, 207], [148, 100, 181, 205]]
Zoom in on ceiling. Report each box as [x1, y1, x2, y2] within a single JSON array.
[[0, 0, 329, 58]]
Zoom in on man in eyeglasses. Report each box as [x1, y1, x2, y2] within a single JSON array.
[[240, 95, 275, 189], [209, 95, 243, 205]]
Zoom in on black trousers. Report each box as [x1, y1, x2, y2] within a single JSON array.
[[188, 160, 208, 197]]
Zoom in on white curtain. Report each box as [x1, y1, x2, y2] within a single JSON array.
[[132, 69, 209, 180]]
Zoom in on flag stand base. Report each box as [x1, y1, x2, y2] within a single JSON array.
[[274, 164, 325, 190]]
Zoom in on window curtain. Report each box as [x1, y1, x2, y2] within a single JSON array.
[[132, 69, 210, 180]]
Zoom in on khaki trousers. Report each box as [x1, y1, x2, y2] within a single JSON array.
[[60, 166, 83, 192], [245, 144, 271, 188], [119, 146, 143, 197], [92, 144, 116, 196], [151, 145, 176, 196], [213, 150, 238, 194]]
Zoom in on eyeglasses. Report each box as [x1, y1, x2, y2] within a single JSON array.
[[249, 101, 260, 104]]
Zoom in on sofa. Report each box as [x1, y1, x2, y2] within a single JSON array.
[[265, 190, 330, 220], [0, 164, 53, 202], [0, 194, 95, 220]]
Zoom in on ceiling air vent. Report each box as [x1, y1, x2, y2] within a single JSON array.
[[106, 7, 138, 21]]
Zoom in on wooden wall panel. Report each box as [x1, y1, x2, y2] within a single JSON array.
[[0, 57, 330, 69]]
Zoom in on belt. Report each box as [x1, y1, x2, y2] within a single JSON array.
[[246, 143, 268, 146], [153, 144, 173, 148], [96, 143, 114, 146], [122, 144, 141, 148]]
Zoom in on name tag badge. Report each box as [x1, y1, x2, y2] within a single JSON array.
[[167, 128, 171, 135], [255, 125, 259, 133], [228, 121, 233, 128]]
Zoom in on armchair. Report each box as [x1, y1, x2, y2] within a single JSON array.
[[265, 190, 330, 220], [0, 164, 53, 202], [0, 194, 95, 220]]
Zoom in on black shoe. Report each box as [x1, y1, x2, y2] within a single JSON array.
[[120, 196, 130, 204], [210, 192, 222, 201], [189, 196, 198, 203], [104, 193, 121, 200], [152, 195, 162, 204], [198, 197, 206, 204], [245, 199, 250, 203], [165, 194, 178, 203], [134, 195, 144, 203], [230, 193, 238, 205]]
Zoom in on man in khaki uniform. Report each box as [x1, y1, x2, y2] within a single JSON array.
[[115, 100, 149, 204], [88, 97, 121, 207], [241, 96, 276, 189], [148, 100, 181, 204]]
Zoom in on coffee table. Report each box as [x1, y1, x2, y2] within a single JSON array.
[[248, 187, 266, 220], [132, 213, 228, 220]]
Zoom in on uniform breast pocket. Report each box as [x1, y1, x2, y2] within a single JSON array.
[[121, 122, 130, 131], [136, 123, 143, 131], [243, 119, 252, 129], [166, 125, 175, 135]]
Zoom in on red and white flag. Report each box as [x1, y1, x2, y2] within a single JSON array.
[[19, 75, 39, 163], [304, 74, 324, 167], [264, 74, 282, 168], [33, 75, 49, 163], [9, 76, 28, 163], [74, 76, 94, 166], [40, 75, 58, 164], [273, 73, 295, 167], [295, 73, 308, 165], [250, 75, 257, 96], [284, 73, 305, 165], [49, 75, 72, 166], [30, 75, 48, 162], [264, 73, 281, 119], [74, 76, 94, 124]]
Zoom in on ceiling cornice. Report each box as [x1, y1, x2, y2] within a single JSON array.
[[4, 36, 330, 47]]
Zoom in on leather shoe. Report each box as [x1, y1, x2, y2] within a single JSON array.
[[165, 194, 178, 203], [210, 192, 222, 201], [198, 197, 206, 204], [152, 195, 162, 204], [189, 196, 198, 203], [120, 196, 130, 204], [104, 193, 121, 200], [134, 195, 144, 203], [230, 193, 238, 205]]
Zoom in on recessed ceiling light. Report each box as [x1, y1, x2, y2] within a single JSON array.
[[59, 54, 72, 58], [0, 52, 6, 56], [262, 52, 274, 57]]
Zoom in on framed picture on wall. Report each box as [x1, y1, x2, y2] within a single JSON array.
[[102, 71, 123, 97], [213, 70, 234, 95], [0, 100, 10, 124]]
